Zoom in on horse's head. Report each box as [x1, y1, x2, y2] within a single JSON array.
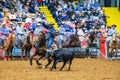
[[38, 32, 45, 41], [69, 34, 80, 47], [36, 32, 46, 48]]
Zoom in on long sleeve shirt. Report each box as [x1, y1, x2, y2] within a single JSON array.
[[1, 27, 9, 35], [16, 25, 25, 34], [108, 28, 118, 36], [34, 26, 43, 36]]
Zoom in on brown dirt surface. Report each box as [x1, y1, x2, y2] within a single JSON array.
[[0, 58, 120, 80]]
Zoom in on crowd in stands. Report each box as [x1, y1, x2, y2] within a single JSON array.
[[0, 0, 119, 50], [48, 0, 119, 47], [0, 0, 53, 48]]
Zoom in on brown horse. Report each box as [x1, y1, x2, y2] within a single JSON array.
[[30, 32, 53, 68], [3, 33, 15, 61], [108, 33, 119, 61], [62, 34, 80, 48], [21, 33, 33, 60]]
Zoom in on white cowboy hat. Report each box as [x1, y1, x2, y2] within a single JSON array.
[[37, 23, 41, 25], [17, 21, 22, 24]]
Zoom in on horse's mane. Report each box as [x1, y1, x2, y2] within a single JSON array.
[[62, 34, 80, 48], [26, 35, 31, 44], [37, 32, 46, 48], [109, 33, 118, 49]]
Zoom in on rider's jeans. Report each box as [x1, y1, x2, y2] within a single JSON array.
[[17, 34, 24, 46], [0, 35, 8, 47], [47, 37, 54, 49]]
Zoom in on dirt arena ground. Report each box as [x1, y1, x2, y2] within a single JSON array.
[[0, 58, 120, 80]]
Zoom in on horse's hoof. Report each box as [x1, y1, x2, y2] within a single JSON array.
[[4, 58, 7, 61], [67, 69, 71, 71], [59, 69, 62, 71], [50, 69, 52, 71], [30, 63, 33, 65], [42, 66, 46, 69], [110, 59, 112, 61], [8, 59, 11, 61]]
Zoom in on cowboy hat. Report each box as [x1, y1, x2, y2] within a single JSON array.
[[17, 21, 22, 24], [37, 23, 41, 25], [111, 24, 116, 27]]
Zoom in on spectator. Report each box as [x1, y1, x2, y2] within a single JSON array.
[[108, 25, 118, 36], [4, 0, 10, 9], [106, 25, 119, 45], [31, 18, 37, 31], [0, 12, 3, 19], [29, 3, 36, 13], [34, 22, 43, 36], [0, 3, 3, 12]]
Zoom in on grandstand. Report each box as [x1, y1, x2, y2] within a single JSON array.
[[0, 0, 120, 60], [104, 7, 120, 34]]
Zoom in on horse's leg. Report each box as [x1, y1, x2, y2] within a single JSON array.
[[86, 48, 90, 58], [29, 54, 36, 65], [43, 57, 53, 69], [3, 50, 7, 61], [5, 51, 9, 60], [36, 56, 44, 65], [10, 50, 13, 60], [110, 49, 113, 61], [115, 49, 118, 61], [25, 50, 28, 60], [21, 48, 24, 60], [28, 50, 31, 59], [7, 51, 11, 61]]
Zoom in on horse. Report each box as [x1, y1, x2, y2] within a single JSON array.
[[29, 32, 53, 68], [108, 33, 119, 61], [79, 31, 96, 58], [3, 33, 15, 61], [62, 34, 80, 48], [21, 33, 33, 60]]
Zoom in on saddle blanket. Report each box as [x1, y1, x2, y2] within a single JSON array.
[[12, 47, 33, 56]]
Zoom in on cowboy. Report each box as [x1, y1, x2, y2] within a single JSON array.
[[46, 22, 56, 49], [107, 25, 118, 41], [16, 21, 25, 47], [0, 23, 9, 48], [34, 22, 43, 36], [106, 25, 119, 46], [58, 24, 66, 48]]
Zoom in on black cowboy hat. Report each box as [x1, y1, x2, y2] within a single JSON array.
[[111, 24, 116, 27]]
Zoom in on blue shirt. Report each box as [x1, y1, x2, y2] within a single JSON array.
[[48, 27, 56, 38], [34, 26, 43, 36], [1, 27, 9, 35], [108, 28, 118, 36]]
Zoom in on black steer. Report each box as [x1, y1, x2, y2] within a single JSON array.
[[49, 49, 75, 71]]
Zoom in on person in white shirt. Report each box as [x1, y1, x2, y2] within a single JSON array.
[[16, 21, 25, 46], [77, 26, 85, 41], [34, 23, 43, 36], [25, 16, 32, 23]]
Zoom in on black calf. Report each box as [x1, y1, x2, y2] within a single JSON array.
[[49, 49, 75, 71]]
